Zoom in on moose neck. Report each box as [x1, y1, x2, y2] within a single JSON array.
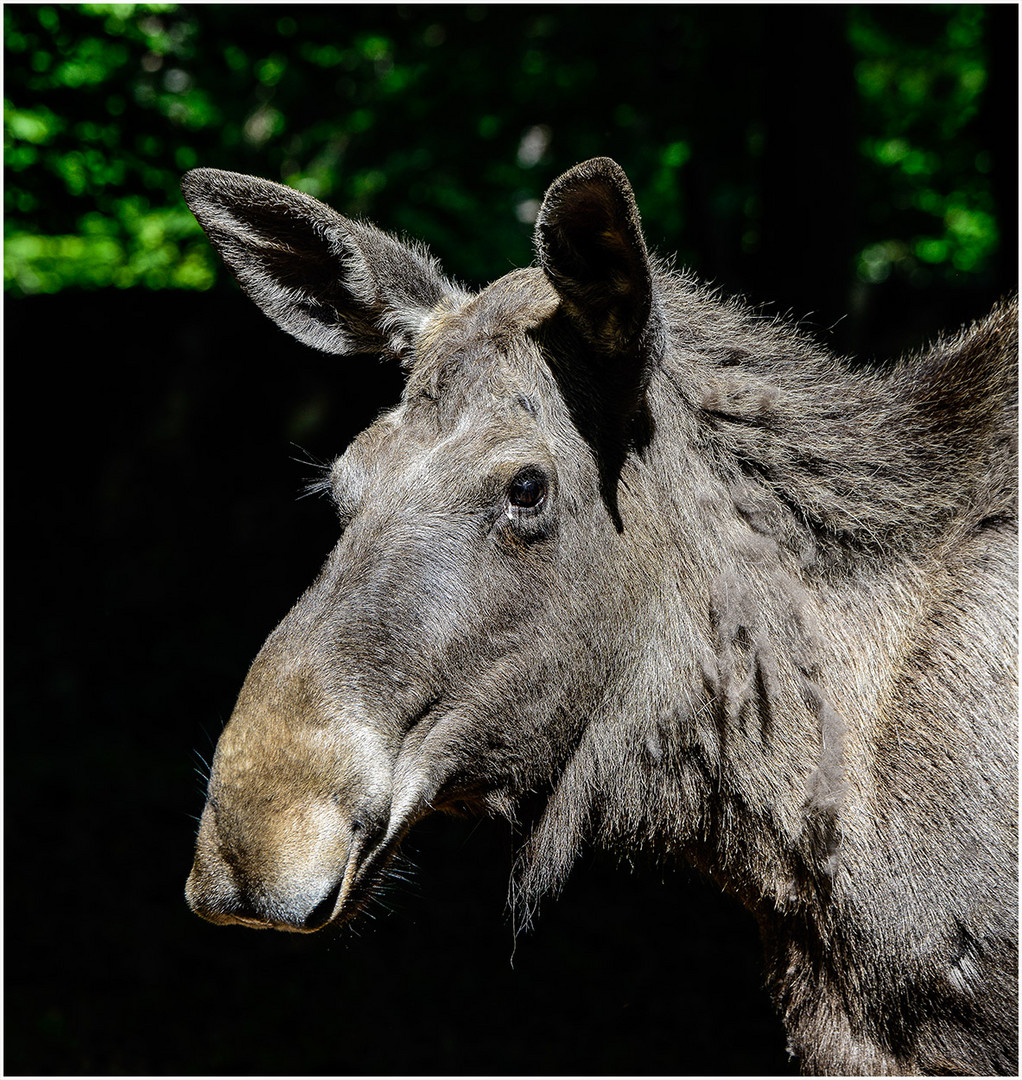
[[518, 271, 954, 926]]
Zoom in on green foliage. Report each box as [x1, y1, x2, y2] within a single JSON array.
[[5, 4, 214, 292], [850, 5, 998, 285], [3, 4, 1009, 296]]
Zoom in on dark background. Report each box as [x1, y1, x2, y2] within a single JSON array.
[[5, 5, 1017, 1076]]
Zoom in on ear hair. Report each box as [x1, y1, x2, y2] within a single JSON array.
[[534, 157, 655, 357], [533, 158, 663, 530], [181, 168, 461, 361]]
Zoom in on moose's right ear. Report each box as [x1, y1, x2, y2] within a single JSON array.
[[181, 168, 460, 361], [534, 157, 655, 360]]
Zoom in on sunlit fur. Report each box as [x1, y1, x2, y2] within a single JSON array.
[[182, 158, 1017, 1075]]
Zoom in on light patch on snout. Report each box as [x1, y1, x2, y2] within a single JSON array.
[[186, 789, 354, 931], [263, 797, 349, 891], [187, 701, 401, 931]]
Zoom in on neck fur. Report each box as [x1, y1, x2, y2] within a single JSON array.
[[514, 278, 1015, 931]]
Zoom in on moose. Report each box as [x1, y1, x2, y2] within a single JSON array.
[[183, 158, 1017, 1075]]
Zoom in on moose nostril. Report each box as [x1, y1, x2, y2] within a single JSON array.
[[304, 879, 343, 931]]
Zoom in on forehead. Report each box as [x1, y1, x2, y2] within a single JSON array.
[[335, 268, 564, 480], [406, 266, 559, 410], [333, 266, 601, 509]]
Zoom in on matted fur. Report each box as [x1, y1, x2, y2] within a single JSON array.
[[183, 158, 1017, 1075]]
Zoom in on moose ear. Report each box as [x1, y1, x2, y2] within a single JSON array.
[[181, 168, 459, 360], [534, 157, 655, 359]]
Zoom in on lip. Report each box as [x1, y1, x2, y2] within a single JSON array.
[[319, 838, 381, 930], [310, 776, 458, 933], [232, 915, 273, 931], [301, 698, 455, 933], [233, 837, 392, 934], [191, 698, 461, 934], [302, 813, 411, 933]]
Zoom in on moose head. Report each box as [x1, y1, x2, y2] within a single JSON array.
[[182, 158, 1017, 1075]]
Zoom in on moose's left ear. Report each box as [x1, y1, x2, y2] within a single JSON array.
[[534, 157, 655, 359]]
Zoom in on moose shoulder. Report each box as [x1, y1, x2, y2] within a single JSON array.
[[182, 158, 1018, 1075]]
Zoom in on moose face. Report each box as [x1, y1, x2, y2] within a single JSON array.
[[185, 243, 647, 931], [180, 151, 1021, 1080]]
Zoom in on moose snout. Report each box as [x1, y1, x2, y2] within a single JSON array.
[[185, 868, 342, 932], [185, 861, 344, 932], [185, 796, 360, 932]]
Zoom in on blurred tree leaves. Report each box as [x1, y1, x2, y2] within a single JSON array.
[[852, 5, 1001, 284], [3, 3, 1014, 306], [5, 3, 214, 291]]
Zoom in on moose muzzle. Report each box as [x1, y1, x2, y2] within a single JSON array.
[[185, 656, 400, 932], [185, 794, 359, 931]]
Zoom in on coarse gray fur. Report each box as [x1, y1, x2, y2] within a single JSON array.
[[182, 158, 1018, 1075]]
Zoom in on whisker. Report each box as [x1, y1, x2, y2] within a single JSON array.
[[289, 441, 330, 470], [290, 442, 334, 502]]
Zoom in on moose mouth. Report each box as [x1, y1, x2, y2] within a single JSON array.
[[189, 697, 489, 934], [198, 841, 392, 934], [186, 791, 410, 934], [295, 835, 402, 934]]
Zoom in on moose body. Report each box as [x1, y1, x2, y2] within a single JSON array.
[[183, 158, 1018, 1074]]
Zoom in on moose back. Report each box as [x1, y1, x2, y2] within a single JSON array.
[[182, 158, 1018, 1075]]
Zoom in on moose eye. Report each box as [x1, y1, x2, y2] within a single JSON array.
[[507, 469, 547, 510]]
